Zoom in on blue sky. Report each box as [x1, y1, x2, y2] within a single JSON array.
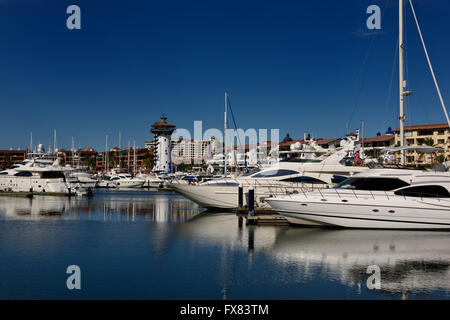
[[1, 0, 450, 151]]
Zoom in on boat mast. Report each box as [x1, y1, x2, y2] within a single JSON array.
[[53, 129, 58, 155], [72, 136, 75, 167], [399, 0, 406, 165], [133, 139, 136, 174], [224, 91, 228, 176], [105, 135, 109, 174], [29, 132, 33, 157]]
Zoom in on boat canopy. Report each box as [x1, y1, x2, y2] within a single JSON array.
[[382, 146, 445, 153]]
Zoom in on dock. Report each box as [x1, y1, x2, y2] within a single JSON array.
[[0, 191, 33, 198], [0, 191, 75, 198], [237, 207, 290, 226]]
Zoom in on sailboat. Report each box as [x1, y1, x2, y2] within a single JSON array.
[[266, 0, 450, 229]]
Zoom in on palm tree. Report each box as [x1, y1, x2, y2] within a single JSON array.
[[364, 148, 381, 159], [83, 157, 96, 171], [143, 152, 153, 172], [435, 154, 445, 164], [421, 137, 436, 147], [422, 137, 438, 163], [108, 152, 118, 168]]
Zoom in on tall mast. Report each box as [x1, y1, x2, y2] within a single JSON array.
[[30, 132, 33, 155], [128, 140, 131, 172], [53, 129, 58, 154], [105, 135, 109, 173], [72, 136, 75, 167], [399, 0, 406, 164], [133, 139, 136, 174], [224, 91, 228, 176], [361, 120, 365, 157]]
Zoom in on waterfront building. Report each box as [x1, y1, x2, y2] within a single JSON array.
[[171, 137, 220, 165], [393, 123, 450, 164], [0, 149, 27, 168], [95, 147, 152, 173]]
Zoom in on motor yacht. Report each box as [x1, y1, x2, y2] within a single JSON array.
[[0, 159, 71, 195], [136, 172, 165, 188], [68, 168, 97, 189], [109, 172, 145, 188], [169, 138, 368, 210], [266, 167, 450, 229]]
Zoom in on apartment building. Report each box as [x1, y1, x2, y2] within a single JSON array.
[[394, 123, 449, 164]]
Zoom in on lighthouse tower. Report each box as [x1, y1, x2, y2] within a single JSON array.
[[151, 115, 176, 172]]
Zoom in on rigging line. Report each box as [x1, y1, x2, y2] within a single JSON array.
[[347, 0, 391, 131], [383, 37, 399, 130], [409, 0, 450, 128], [226, 96, 243, 172], [404, 1, 412, 126]]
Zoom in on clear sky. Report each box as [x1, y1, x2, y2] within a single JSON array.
[[1, 0, 450, 151]]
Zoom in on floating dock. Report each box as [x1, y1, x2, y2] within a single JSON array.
[[237, 207, 290, 226], [0, 191, 33, 198], [0, 191, 75, 198]]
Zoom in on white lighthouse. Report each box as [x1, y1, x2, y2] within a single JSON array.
[[151, 115, 176, 172]]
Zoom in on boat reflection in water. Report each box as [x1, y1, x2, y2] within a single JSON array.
[[0, 196, 75, 218], [0, 190, 202, 223], [1, 190, 449, 299], [268, 228, 450, 298]]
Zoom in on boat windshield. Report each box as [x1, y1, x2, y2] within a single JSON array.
[[251, 169, 299, 178], [242, 168, 261, 177], [335, 177, 409, 191], [41, 171, 65, 179], [279, 158, 322, 163]]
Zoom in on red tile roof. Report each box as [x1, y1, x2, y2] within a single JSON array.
[[393, 123, 449, 132], [361, 135, 395, 143]]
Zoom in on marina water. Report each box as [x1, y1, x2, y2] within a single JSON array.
[[0, 189, 449, 299]]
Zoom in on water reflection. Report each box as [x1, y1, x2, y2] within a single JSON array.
[[268, 228, 450, 297], [174, 214, 450, 298], [0, 190, 202, 223], [1, 190, 449, 299]]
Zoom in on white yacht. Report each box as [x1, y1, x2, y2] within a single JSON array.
[[266, 167, 450, 229], [96, 179, 117, 188], [136, 172, 164, 188], [68, 168, 97, 189], [169, 138, 368, 210], [266, 0, 450, 229], [109, 172, 145, 188], [0, 159, 71, 195]]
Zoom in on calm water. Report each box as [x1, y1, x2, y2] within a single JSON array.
[[0, 189, 449, 300]]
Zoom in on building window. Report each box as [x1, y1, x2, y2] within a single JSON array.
[[438, 139, 445, 144], [438, 130, 445, 135], [418, 130, 434, 136]]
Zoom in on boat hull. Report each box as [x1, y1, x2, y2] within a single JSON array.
[[266, 195, 450, 229], [115, 180, 145, 188]]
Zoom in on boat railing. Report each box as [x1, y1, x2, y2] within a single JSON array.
[[305, 188, 450, 203]]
